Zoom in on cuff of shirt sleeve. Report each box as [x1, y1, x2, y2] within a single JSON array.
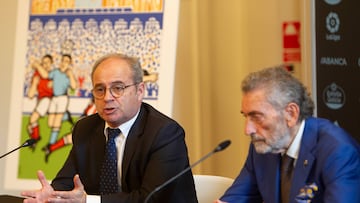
[[87, 194, 101, 203]]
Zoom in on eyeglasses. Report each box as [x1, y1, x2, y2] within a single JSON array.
[[92, 83, 138, 99]]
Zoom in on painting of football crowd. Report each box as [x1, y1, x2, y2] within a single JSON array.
[[19, 0, 164, 179]]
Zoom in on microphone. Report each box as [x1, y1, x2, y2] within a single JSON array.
[[0, 138, 37, 159], [144, 139, 231, 203]]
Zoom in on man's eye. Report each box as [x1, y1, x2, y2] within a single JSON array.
[[95, 87, 105, 92], [245, 113, 264, 123], [112, 85, 124, 91], [251, 114, 264, 122]]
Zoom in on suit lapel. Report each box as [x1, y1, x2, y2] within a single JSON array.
[[121, 104, 146, 188], [256, 152, 282, 203], [290, 118, 318, 201], [275, 155, 282, 203], [93, 120, 106, 167], [80, 114, 106, 190], [271, 155, 282, 203]]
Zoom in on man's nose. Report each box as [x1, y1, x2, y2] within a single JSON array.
[[244, 119, 256, 136]]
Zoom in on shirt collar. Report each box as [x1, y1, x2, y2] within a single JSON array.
[[104, 109, 140, 139], [286, 120, 305, 160]]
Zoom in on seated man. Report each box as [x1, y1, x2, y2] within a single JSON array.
[[22, 53, 198, 203], [215, 66, 360, 203]]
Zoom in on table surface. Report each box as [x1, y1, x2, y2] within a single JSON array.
[[0, 195, 24, 203]]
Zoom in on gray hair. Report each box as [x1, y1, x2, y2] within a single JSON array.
[[91, 53, 143, 84], [241, 66, 314, 121]]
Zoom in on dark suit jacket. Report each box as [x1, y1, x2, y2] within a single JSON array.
[[52, 102, 198, 203], [220, 117, 360, 203]]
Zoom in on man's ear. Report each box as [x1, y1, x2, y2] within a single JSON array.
[[136, 82, 145, 100], [285, 102, 300, 127]]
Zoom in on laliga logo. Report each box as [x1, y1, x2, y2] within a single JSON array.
[[326, 12, 340, 33], [324, 0, 341, 5]]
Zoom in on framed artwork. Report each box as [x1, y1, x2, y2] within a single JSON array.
[[5, 0, 179, 190]]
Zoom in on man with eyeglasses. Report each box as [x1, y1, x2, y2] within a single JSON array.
[[22, 53, 198, 203]]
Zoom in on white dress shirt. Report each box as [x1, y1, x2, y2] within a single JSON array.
[[285, 120, 305, 167], [87, 110, 139, 202]]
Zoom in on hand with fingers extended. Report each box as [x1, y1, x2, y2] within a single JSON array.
[[21, 170, 55, 203], [47, 174, 86, 203], [21, 171, 87, 203]]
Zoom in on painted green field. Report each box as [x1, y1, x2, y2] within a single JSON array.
[[18, 115, 78, 180]]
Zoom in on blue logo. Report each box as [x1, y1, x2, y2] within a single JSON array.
[[324, 0, 341, 5]]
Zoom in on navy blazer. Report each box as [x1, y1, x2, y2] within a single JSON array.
[[220, 117, 360, 203], [51, 102, 198, 203]]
